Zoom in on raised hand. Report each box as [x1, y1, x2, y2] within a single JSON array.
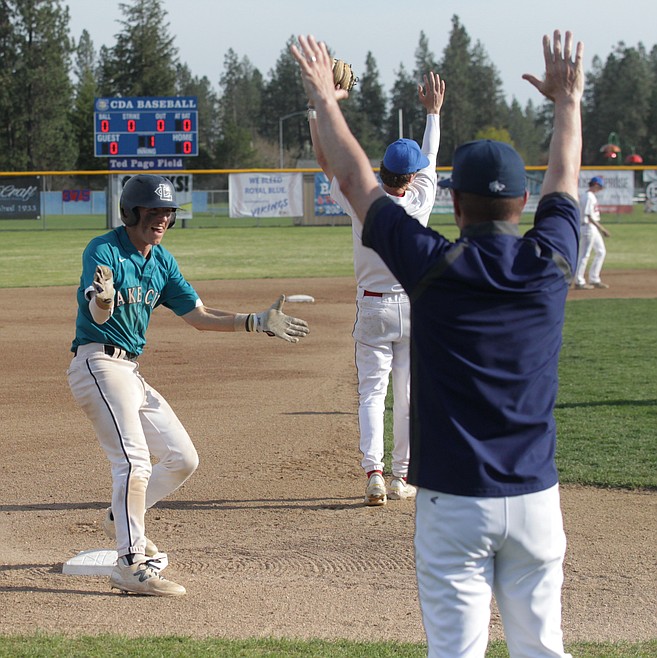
[[522, 30, 584, 104], [418, 72, 446, 115]]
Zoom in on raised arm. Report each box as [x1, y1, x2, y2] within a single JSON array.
[[291, 35, 384, 221], [523, 30, 584, 200], [418, 72, 445, 165]]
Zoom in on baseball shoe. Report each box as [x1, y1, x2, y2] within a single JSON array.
[[365, 472, 387, 506], [110, 557, 186, 597], [591, 281, 609, 289], [103, 508, 159, 557], [387, 477, 417, 500], [574, 283, 594, 290]]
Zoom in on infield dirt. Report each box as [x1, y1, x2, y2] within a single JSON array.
[[0, 272, 655, 643]]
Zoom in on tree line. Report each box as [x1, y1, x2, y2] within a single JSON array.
[[1, 0, 657, 175]]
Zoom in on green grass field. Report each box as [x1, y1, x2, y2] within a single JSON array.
[[0, 635, 655, 657], [0, 217, 655, 289], [1, 225, 655, 657]]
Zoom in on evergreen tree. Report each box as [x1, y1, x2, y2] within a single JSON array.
[[0, 0, 18, 169], [98, 0, 178, 97], [71, 29, 103, 171], [215, 49, 263, 168], [644, 45, 657, 162], [437, 15, 476, 162], [351, 51, 387, 160], [469, 42, 505, 132], [260, 36, 308, 166], [9, 0, 76, 170], [582, 43, 653, 165], [176, 63, 220, 169], [413, 31, 440, 83], [385, 64, 421, 145], [506, 98, 544, 165]]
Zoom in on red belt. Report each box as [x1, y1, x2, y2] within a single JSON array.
[[363, 290, 383, 297]]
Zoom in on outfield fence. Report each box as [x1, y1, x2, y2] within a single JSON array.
[[1, 166, 656, 231]]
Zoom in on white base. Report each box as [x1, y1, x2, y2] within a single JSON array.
[[63, 549, 168, 576], [286, 294, 314, 303]]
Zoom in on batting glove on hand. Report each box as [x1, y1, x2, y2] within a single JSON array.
[[250, 295, 310, 343], [93, 265, 115, 308]]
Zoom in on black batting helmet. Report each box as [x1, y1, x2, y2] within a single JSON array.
[[119, 174, 181, 228]]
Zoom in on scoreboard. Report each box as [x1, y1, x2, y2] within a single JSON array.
[[94, 96, 198, 158]]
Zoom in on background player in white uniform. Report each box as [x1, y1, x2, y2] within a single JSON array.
[[575, 175, 611, 289], [309, 72, 445, 505], [67, 174, 309, 596]]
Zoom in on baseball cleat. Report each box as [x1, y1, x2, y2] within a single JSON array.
[[591, 281, 609, 289], [365, 472, 387, 506], [387, 477, 417, 500], [110, 558, 186, 597], [574, 283, 594, 290], [103, 508, 159, 557]]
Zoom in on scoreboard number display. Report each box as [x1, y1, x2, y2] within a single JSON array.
[[94, 96, 198, 158]]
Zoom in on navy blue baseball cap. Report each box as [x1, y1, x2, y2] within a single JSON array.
[[438, 139, 527, 198], [589, 176, 604, 187], [383, 138, 430, 175]]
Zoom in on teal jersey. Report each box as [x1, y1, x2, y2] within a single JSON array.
[[72, 226, 199, 355]]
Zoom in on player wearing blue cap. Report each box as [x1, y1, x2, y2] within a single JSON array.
[[293, 28, 582, 658], [67, 174, 309, 596], [575, 175, 611, 289], [309, 72, 445, 505]]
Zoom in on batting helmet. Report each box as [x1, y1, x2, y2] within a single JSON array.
[[119, 174, 181, 228]]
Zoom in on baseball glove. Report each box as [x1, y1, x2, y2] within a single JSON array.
[[93, 264, 115, 308], [332, 58, 358, 92]]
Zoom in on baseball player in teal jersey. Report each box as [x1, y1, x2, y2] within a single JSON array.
[[67, 174, 309, 597]]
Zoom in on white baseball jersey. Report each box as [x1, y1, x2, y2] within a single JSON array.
[[580, 189, 600, 224], [330, 113, 440, 293], [330, 114, 441, 480]]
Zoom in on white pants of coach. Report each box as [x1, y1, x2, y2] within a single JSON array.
[[575, 223, 606, 285], [353, 290, 411, 478], [415, 485, 571, 658], [67, 343, 199, 558]]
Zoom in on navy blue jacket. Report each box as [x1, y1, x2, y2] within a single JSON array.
[[362, 193, 579, 496]]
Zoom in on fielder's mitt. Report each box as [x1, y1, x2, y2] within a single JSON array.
[[332, 58, 358, 92]]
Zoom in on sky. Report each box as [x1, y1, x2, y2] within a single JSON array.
[[66, 0, 657, 107]]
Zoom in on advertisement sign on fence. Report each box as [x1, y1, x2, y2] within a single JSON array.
[[229, 173, 303, 218], [0, 176, 41, 219], [314, 173, 346, 216], [578, 170, 634, 213]]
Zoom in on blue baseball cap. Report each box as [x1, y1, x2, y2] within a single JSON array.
[[438, 139, 527, 198], [589, 176, 604, 187], [383, 138, 430, 175]]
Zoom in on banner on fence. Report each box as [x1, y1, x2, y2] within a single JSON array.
[[642, 170, 657, 212], [229, 173, 302, 218], [578, 170, 633, 213], [313, 173, 346, 216], [0, 176, 41, 219]]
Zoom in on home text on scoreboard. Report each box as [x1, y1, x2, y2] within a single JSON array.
[[94, 96, 198, 158]]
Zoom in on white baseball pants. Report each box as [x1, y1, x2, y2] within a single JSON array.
[[575, 224, 606, 285], [415, 485, 571, 658], [353, 291, 411, 478], [67, 343, 198, 558]]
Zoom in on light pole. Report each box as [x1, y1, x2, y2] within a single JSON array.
[[278, 110, 307, 169]]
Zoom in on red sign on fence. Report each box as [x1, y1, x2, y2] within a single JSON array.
[[62, 190, 91, 202]]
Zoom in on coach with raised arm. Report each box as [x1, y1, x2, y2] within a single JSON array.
[[292, 30, 583, 658]]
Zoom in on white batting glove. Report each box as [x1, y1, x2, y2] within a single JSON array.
[[249, 295, 310, 343], [93, 265, 115, 309]]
